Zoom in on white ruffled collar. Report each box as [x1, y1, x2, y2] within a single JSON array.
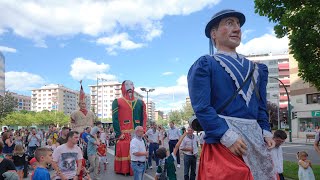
[[216, 50, 238, 59]]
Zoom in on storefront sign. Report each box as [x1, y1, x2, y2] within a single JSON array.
[[311, 111, 320, 117]]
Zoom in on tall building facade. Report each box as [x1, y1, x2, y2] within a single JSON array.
[[0, 52, 5, 97], [247, 54, 290, 125], [89, 81, 144, 121], [147, 100, 156, 122], [154, 110, 164, 122], [12, 92, 31, 111], [289, 54, 320, 138], [31, 84, 90, 115]]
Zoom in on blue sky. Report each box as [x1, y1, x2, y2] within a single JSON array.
[[0, 0, 288, 112]]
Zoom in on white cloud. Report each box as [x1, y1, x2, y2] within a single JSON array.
[[97, 33, 144, 55], [5, 71, 46, 91], [137, 75, 189, 113], [238, 33, 289, 56], [0, 46, 17, 53], [70, 57, 117, 81], [242, 29, 254, 40], [0, 0, 220, 51], [162, 72, 174, 76]]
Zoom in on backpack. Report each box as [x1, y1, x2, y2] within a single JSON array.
[[158, 160, 167, 180]]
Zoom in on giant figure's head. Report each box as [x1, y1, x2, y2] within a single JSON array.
[[121, 80, 135, 101], [205, 9, 245, 52]]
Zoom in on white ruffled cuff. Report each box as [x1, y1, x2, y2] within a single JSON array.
[[220, 129, 239, 148], [263, 129, 273, 138]]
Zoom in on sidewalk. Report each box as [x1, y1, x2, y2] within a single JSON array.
[[284, 137, 315, 146]]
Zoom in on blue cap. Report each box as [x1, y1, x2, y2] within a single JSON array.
[[205, 9, 245, 38]]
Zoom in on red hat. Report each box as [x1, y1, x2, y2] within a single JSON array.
[[29, 157, 37, 165]]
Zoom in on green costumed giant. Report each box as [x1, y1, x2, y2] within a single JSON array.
[[112, 80, 147, 175]]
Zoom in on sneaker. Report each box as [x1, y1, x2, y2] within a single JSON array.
[[177, 164, 181, 168], [149, 166, 153, 169]]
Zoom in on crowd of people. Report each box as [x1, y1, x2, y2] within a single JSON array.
[[0, 120, 318, 180], [0, 123, 116, 180]]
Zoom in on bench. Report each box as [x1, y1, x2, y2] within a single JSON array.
[[306, 134, 316, 142]]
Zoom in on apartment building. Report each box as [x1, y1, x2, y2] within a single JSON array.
[[89, 81, 144, 121], [31, 84, 90, 115], [0, 52, 4, 97], [147, 100, 156, 121], [247, 54, 290, 124], [289, 54, 320, 138], [12, 92, 31, 111], [154, 110, 164, 122]]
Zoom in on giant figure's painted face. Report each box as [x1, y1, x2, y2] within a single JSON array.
[[121, 80, 135, 100]]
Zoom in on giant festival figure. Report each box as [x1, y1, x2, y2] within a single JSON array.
[[71, 81, 95, 133], [112, 80, 147, 176], [188, 9, 277, 180]]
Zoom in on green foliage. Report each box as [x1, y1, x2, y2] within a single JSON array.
[[157, 116, 168, 127], [0, 92, 18, 123], [168, 110, 182, 125], [167, 103, 194, 126], [180, 103, 194, 125], [254, 0, 320, 89], [2, 110, 70, 127]]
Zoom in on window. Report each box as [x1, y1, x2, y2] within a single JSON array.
[[268, 68, 278, 73], [306, 93, 320, 104]]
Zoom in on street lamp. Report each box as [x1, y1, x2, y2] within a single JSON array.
[[269, 77, 292, 142], [140, 88, 155, 123]]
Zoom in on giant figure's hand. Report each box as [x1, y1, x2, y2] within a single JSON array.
[[264, 137, 275, 149], [119, 134, 125, 140], [228, 138, 247, 156]]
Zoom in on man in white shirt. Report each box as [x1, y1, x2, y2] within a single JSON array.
[[130, 126, 148, 180], [271, 130, 287, 180], [167, 121, 181, 168], [145, 123, 160, 169], [180, 127, 199, 180]]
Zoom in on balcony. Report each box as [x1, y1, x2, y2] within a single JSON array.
[[278, 63, 289, 70], [279, 79, 290, 85]]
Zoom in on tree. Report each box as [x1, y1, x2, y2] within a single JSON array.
[[157, 116, 168, 127], [180, 103, 194, 125], [254, 0, 320, 88], [267, 101, 279, 128], [168, 110, 182, 125], [0, 92, 18, 123], [2, 110, 70, 127]]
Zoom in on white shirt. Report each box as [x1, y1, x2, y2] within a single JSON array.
[[199, 131, 205, 145], [271, 146, 283, 173], [130, 136, 147, 162], [146, 129, 159, 143], [180, 135, 199, 155], [167, 127, 181, 140]]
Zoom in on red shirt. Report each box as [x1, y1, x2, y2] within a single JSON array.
[[97, 143, 107, 156]]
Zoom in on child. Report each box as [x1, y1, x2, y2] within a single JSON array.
[[12, 144, 26, 180], [29, 157, 38, 180], [155, 132, 187, 180], [97, 140, 108, 173], [45, 139, 56, 152], [297, 151, 315, 180], [32, 147, 53, 180]]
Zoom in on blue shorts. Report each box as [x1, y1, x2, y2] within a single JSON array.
[[15, 165, 24, 171]]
